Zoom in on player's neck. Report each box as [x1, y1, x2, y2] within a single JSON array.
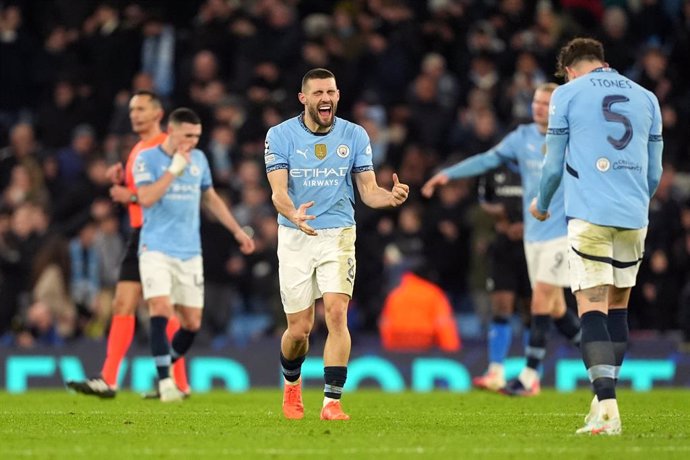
[[160, 138, 175, 156], [572, 61, 606, 79], [139, 128, 162, 142], [301, 112, 332, 134]]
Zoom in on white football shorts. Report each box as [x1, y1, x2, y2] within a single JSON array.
[[139, 251, 204, 308], [278, 225, 356, 314], [567, 219, 647, 291], [524, 236, 570, 288]]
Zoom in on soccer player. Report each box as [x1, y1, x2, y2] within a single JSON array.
[[265, 68, 409, 420], [531, 37, 663, 435], [422, 83, 581, 395], [134, 108, 255, 401], [67, 91, 190, 398]]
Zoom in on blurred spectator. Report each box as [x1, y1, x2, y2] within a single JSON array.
[[379, 266, 461, 352], [69, 217, 101, 336], [27, 235, 76, 340], [0, 123, 46, 195], [140, 12, 176, 99], [36, 80, 93, 149], [597, 6, 636, 75], [0, 203, 42, 335], [0, 4, 36, 130]]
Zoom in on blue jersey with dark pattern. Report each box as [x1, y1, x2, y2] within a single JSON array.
[[264, 114, 374, 229], [133, 146, 212, 259]]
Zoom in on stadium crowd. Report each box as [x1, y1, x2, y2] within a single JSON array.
[[1, 0, 689, 349]]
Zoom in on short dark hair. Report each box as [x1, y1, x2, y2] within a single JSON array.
[[168, 107, 201, 125], [301, 68, 335, 90], [555, 37, 605, 79], [132, 90, 162, 108]]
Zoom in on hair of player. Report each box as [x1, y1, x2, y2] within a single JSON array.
[[168, 107, 201, 126], [535, 82, 559, 93], [132, 90, 162, 108], [555, 37, 605, 79], [301, 68, 335, 90]]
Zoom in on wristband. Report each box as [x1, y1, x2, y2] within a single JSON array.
[[168, 153, 188, 176]]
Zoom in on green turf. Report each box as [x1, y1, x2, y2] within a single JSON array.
[[1, 389, 688, 459]]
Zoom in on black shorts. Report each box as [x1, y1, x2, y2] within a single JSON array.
[[486, 233, 531, 298], [118, 227, 141, 282]]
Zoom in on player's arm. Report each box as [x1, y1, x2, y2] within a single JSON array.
[[534, 133, 568, 216], [647, 141, 663, 197], [267, 168, 317, 236], [354, 170, 409, 209], [647, 97, 664, 198], [202, 186, 255, 254], [421, 150, 505, 198], [137, 153, 189, 207]]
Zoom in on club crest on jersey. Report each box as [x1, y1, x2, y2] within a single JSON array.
[[314, 144, 327, 160], [190, 164, 200, 176], [596, 157, 611, 172], [336, 144, 350, 158]]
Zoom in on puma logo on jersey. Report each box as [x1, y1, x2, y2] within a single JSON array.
[[295, 148, 308, 159]]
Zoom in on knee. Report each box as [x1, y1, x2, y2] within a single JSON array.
[[182, 316, 202, 332], [148, 298, 172, 317], [112, 294, 135, 316], [287, 323, 311, 342], [325, 305, 348, 331]]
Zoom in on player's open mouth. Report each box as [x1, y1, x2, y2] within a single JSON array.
[[318, 105, 332, 116]]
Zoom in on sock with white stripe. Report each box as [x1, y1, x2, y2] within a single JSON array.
[[324, 366, 347, 403], [607, 308, 628, 381], [280, 352, 305, 384], [581, 311, 616, 402], [526, 315, 550, 371], [150, 316, 171, 380]]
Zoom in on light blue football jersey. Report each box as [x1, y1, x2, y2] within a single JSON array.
[[443, 123, 566, 242], [264, 114, 374, 229], [133, 146, 212, 259], [494, 124, 567, 242], [546, 67, 663, 228]]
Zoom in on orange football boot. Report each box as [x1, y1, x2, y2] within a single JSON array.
[[320, 400, 350, 420], [282, 380, 304, 420]]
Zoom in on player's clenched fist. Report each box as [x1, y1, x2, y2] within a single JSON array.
[[390, 173, 409, 207]]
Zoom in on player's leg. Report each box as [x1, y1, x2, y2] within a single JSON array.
[[569, 220, 621, 435], [473, 290, 514, 391], [475, 234, 518, 391], [320, 292, 351, 420], [66, 229, 141, 398], [280, 306, 314, 420], [508, 281, 559, 396], [277, 225, 317, 419], [317, 227, 356, 420], [168, 316, 190, 394], [137, 251, 181, 402]]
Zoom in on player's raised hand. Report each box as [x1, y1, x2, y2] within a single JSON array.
[[421, 173, 449, 198], [106, 163, 124, 185], [529, 197, 550, 221], [293, 201, 317, 236], [390, 173, 409, 207], [234, 228, 256, 254]]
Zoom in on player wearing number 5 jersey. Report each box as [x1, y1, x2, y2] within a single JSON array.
[[531, 37, 664, 435]]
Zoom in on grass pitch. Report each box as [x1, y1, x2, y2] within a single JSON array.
[[1, 389, 688, 459]]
